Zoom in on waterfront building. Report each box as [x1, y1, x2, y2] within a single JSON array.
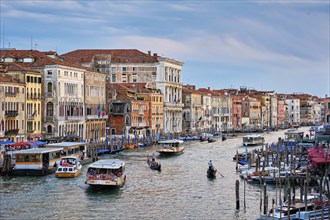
[[323, 96, 330, 123], [210, 90, 222, 133], [107, 83, 151, 138], [0, 50, 106, 141], [84, 70, 107, 142], [61, 49, 184, 135], [270, 95, 278, 129], [182, 85, 203, 134], [231, 94, 243, 131], [0, 77, 4, 141], [217, 89, 233, 132], [197, 88, 212, 132], [248, 97, 262, 130], [0, 73, 26, 141], [285, 95, 300, 127], [1, 63, 42, 140], [276, 97, 286, 129]]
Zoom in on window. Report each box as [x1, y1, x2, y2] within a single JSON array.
[[122, 67, 127, 72], [122, 74, 127, 83], [47, 102, 54, 116], [47, 82, 52, 93], [112, 74, 116, 83], [27, 76, 30, 83], [47, 125, 52, 134], [47, 70, 52, 75]]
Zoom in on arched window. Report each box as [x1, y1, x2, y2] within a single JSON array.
[[47, 125, 52, 134], [125, 115, 130, 126], [47, 82, 52, 93], [47, 102, 54, 116], [126, 104, 130, 113]]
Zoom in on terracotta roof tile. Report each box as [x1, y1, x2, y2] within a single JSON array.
[[61, 49, 159, 64]]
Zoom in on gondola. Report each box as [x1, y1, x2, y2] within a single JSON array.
[[207, 137, 216, 143], [207, 167, 217, 178], [147, 159, 161, 171]]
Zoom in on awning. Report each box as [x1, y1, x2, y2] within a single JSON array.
[[0, 140, 15, 145]]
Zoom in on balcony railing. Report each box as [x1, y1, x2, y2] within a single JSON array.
[[5, 92, 17, 97], [5, 129, 19, 135], [45, 116, 54, 122], [5, 110, 18, 117], [164, 102, 184, 108], [27, 114, 35, 120]]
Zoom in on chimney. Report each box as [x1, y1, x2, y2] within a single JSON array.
[[153, 53, 157, 57], [148, 51, 151, 56], [208, 87, 210, 90]]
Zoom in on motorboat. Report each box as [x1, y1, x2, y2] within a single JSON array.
[[85, 159, 126, 187], [55, 156, 82, 178], [243, 134, 265, 146], [157, 139, 184, 155]]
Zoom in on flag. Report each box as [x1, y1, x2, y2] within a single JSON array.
[[101, 104, 105, 117], [97, 104, 101, 118]]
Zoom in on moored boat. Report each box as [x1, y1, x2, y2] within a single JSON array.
[[157, 139, 184, 155], [55, 156, 82, 178], [11, 148, 63, 176], [85, 159, 126, 187]]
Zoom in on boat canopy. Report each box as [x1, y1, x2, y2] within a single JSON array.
[[12, 148, 63, 155], [243, 134, 262, 138], [88, 159, 125, 169], [46, 142, 87, 147], [158, 139, 184, 144]]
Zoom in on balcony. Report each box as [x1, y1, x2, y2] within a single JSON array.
[[138, 110, 144, 116], [61, 115, 85, 122], [5, 110, 18, 117], [45, 92, 53, 98], [5, 129, 19, 135], [5, 92, 17, 97], [45, 116, 54, 122], [27, 114, 35, 120], [138, 122, 147, 127], [164, 102, 184, 108]]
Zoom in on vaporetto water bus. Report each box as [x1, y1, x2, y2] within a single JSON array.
[[85, 159, 126, 187], [242, 134, 265, 146], [11, 148, 63, 176], [156, 139, 185, 155]]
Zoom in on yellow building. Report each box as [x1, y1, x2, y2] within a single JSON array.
[[0, 63, 42, 140], [84, 70, 107, 141], [0, 70, 26, 142]]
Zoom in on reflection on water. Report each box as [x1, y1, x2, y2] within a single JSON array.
[[0, 128, 310, 219]]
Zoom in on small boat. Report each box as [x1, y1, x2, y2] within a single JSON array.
[[222, 135, 227, 141], [157, 139, 184, 155], [200, 136, 207, 142], [147, 159, 161, 171], [207, 137, 216, 143], [207, 167, 217, 178], [85, 159, 126, 187], [243, 134, 265, 146], [55, 156, 82, 178]]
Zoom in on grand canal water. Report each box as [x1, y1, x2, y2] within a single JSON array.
[[0, 127, 311, 220]]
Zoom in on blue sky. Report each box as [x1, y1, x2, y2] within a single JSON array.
[[1, 0, 329, 97]]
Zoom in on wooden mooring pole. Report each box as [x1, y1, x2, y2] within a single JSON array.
[[236, 180, 240, 210]]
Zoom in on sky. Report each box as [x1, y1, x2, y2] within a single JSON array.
[[0, 0, 329, 97]]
